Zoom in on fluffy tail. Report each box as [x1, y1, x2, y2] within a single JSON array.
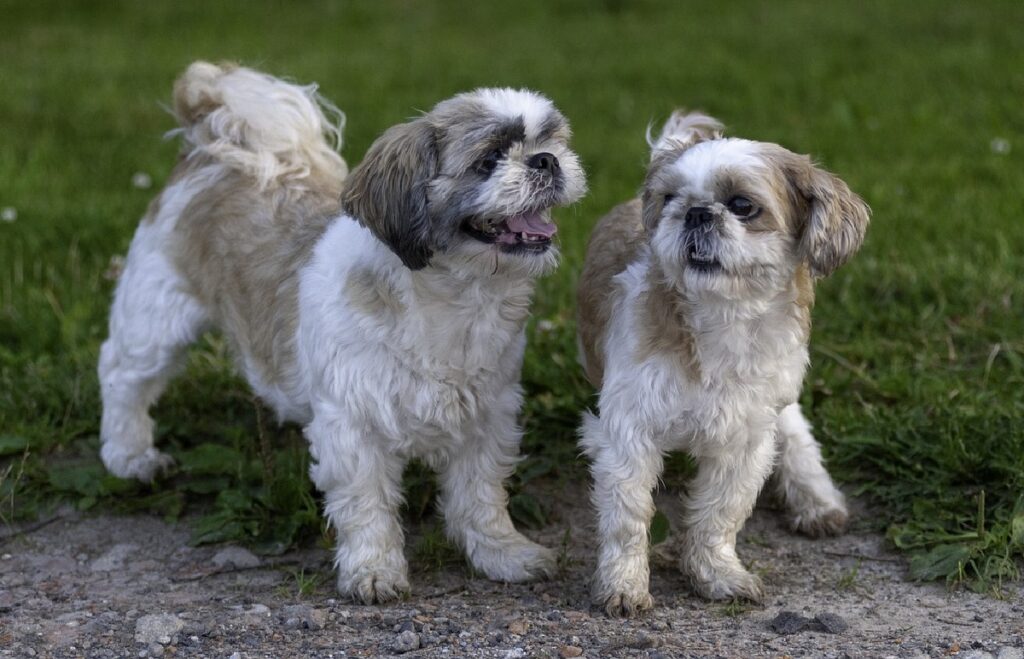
[[646, 109, 724, 159], [170, 61, 347, 189]]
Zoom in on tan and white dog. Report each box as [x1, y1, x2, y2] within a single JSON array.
[[98, 62, 586, 602], [577, 111, 869, 615]]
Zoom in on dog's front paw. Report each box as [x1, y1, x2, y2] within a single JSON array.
[[101, 446, 175, 482], [790, 502, 849, 538], [690, 566, 764, 602], [469, 535, 556, 582], [339, 566, 410, 604], [599, 589, 654, 618]]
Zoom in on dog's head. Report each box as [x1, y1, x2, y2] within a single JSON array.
[[341, 88, 586, 276], [641, 111, 870, 297]]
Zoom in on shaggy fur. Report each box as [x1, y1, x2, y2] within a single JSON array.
[[98, 62, 586, 604], [577, 110, 869, 616]]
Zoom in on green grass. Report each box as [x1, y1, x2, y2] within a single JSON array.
[[2, 0, 1022, 592]]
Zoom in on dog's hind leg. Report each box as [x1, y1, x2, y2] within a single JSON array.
[[772, 403, 849, 536], [98, 225, 208, 481]]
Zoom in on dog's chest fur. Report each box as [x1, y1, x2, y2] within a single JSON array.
[[603, 260, 809, 452], [300, 219, 532, 455]]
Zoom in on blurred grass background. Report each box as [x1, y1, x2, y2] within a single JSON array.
[[1, 0, 1022, 590]]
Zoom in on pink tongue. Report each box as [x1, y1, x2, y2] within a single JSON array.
[[506, 212, 557, 238]]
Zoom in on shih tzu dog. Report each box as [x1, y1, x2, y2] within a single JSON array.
[[99, 61, 586, 602], [577, 111, 869, 616]]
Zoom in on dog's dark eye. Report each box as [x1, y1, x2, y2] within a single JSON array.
[[663, 193, 676, 205], [475, 149, 504, 176], [726, 196, 759, 219]]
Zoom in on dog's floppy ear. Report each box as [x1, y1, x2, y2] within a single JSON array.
[[782, 153, 871, 277], [341, 118, 438, 270], [641, 110, 723, 232]]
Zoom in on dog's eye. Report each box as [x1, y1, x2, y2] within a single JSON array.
[[726, 196, 759, 219], [663, 193, 676, 205], [475, 149, 504, 176]]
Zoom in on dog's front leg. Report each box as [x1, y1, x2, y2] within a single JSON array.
[[681, 430, 778, 601], [306, 411, 409, 604], [439, 397, 556, 583], [582, 412, 662, 617]]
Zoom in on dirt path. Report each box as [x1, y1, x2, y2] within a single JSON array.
[[2, 487, 1022, 659]]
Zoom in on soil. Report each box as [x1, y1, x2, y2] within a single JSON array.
[[2, 485, 1022, 659]]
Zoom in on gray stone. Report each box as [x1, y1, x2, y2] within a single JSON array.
[[89, 544, 138, 572], [211, 546, 261, 570], [814, 612, 849, 634], [392, 630, 420, 653], [770, 610, 811, 635], [997, 649, 1024, 659], [134, 614, 185, 644], [959, 652, 995, 659]]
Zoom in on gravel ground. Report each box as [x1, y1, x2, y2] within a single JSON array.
[[2, 485, 1022, 659]]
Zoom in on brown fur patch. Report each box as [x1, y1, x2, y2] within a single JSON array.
[[173, 165, 343, 390], [792, 264, 815, 342], [634, 268, 700, 381], [576, 199, 647, 387]]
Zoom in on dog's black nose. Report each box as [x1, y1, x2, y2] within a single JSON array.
[[527, 152, 560, 173], [685, 206, 714, 228]]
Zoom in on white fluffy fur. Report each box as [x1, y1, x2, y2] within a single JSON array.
[[580, 115, 864, 616], [99, 64, 584, 603], [169, 61, 347, 189]]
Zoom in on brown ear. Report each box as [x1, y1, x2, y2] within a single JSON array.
[[341, 118, 438, 270], [785, 154, 871, 277]]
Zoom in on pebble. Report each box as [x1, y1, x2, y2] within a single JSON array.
[[560, 645, 584, 658], [960, 652, 995, 659], [212, 546, 261, 570], [90, 544, 139, 572], [504, 650, 527, 659], [508, 619, 529, 635], [280, 604, 327, 631], [814, 612, 849, 634], [998, 649, 1024, 659], [392, 630, 420, 653], [134, 614, 185, 644]]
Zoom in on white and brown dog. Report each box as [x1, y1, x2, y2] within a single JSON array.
[[98, 62, 586, 602], [577, 111, 869, 615]]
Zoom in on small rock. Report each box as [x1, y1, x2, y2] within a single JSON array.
[[770, 610, 811, 635], [504, 650, 527, 659], [998, 649, 1024, 659], [91, 543, 139, 572], [508, 619, 528, 635], [135, 614, 185, 644], [212, 546, 261, 570], [229, 653, 241, 659], [546, 610, 565, 622], [280, 604, 326, 631], [560, 645, 584, 658], [814, 612, 848, 634], [392, 630, 420, 653]]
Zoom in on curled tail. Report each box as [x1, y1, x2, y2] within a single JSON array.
[[171, 61, 347, 189], [646, 109, 724, 159]]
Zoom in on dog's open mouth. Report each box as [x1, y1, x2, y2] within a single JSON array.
[[685, 244, 722, 271], [462, 211, 556, 253]]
